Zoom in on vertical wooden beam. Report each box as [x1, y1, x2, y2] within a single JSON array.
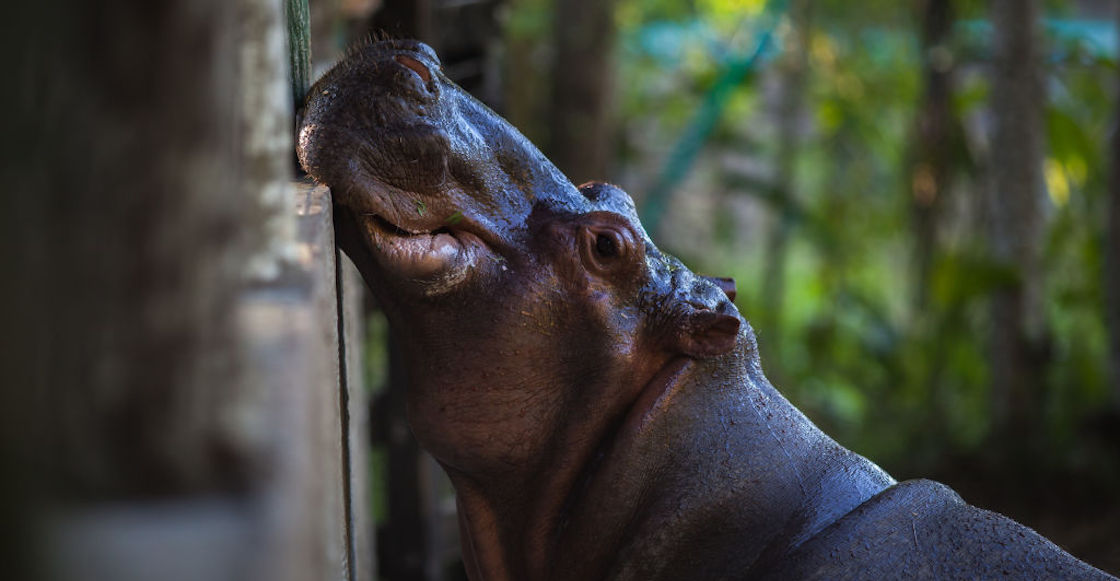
[[4, 0, 374, 578], [548, 0, 618, 183], [26, 0, 246, 500], [340, 257, 375, 580], [244, 0, 298, 281]]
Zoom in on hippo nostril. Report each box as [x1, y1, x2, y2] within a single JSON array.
[[395, 54, 432, 83]]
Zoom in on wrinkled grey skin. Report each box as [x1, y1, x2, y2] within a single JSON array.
[[298, 39, 1116, 581]]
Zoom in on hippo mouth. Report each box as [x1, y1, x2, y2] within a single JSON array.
[[358, 208, 489, 292], [620, 357, 696, 436]]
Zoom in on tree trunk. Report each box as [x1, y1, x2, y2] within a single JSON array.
[[911, 0, 956, 309], [761, 0, 810, 367], [987, 0, 1047, 441], [1107, 5, 1120, 411], [505, 0, 552, 146], [548, 0, 618, 183]]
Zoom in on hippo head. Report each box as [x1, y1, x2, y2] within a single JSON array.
[[298, 38, 745, 523]]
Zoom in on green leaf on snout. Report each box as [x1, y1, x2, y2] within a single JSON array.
[[444, 210, 464, 225], [415, 200, 427, 216]]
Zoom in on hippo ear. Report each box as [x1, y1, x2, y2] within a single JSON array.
[[675, 308, 741, 358], [701, 276, 736, 302]]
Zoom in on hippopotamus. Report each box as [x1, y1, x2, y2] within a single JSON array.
[[298, 39, 1116, 580]]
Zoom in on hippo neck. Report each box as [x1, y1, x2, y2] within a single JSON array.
[[447, 339, 895, 581]]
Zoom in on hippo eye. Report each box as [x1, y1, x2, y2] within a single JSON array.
[[595, 233, 619, 258], [576, 214, 638, 279]]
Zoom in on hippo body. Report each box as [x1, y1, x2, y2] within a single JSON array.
[[298, 40, 1115, 580]]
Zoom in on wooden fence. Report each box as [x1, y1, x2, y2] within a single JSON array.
[[45, 183, 372, 581], [7, 0, 374, 578], [3, 0, 504, 579]]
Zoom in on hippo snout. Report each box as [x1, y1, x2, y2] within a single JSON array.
[[300, 38, 587, 265]]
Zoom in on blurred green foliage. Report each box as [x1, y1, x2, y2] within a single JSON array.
[[597, 0, 1119, 478]]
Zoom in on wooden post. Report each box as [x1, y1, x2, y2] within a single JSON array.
[[26, 0, 247, 501], [244, 0, 299, 281], [5, 0, 374, 579], [549, 0, 618, 183]]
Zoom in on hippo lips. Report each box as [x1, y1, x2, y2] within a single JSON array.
[[360, 210, 488, 291], [620, 357, 695, 437]]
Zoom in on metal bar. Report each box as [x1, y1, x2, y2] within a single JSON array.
[[638, 0, 786, 237]]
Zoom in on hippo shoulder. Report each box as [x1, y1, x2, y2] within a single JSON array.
[[756, 479, 1116, 581]]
